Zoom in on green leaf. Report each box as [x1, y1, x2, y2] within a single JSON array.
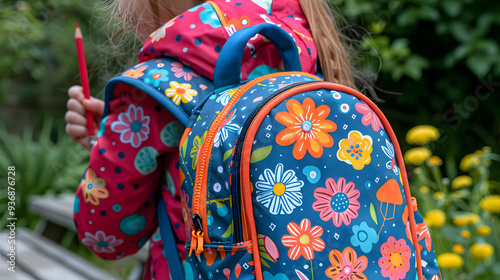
[[260, 258, 270, 268], [467, 54, 492, 77], [223, 148, 233, 162], [442, 2, 462, 18], [250, 145, 273, 163], [370, 203, 378, 225], [180, 137, 188, 158], [450, 21, 471, 43], [221, 221, 233, 238]]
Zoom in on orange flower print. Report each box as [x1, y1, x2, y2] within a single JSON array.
[[123, 65, 148, 79], [275, 98, 337, 160], [165, 81, 198, 105], [325, 247, 368, 280], [378, 236, 412, 280], [281, 218, 325, 260], [79, 168, 109, 206], [337, 130, 373, 170]]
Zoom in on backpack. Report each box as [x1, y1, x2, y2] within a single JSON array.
[[106, 23, 441, 280]]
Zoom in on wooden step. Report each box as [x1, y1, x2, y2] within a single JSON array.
[[0, 228, 120, 280]]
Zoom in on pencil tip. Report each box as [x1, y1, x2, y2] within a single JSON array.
[[76, 22, 80, 28]]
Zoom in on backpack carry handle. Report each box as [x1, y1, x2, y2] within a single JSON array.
[[213, 23, 302, 90]]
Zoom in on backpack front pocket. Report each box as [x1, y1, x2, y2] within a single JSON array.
[[186, 241, 255, 280]]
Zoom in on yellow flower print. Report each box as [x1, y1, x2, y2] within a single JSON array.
[[79, 168, 109, 206], [165, 81, 198, 105], [337, 131, 373, 170]]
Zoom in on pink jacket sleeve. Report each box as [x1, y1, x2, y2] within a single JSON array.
[[73, 83, 181, 259]]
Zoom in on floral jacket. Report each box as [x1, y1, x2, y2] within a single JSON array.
[[73, 1, 317, 279]]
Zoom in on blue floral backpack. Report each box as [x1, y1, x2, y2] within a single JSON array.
[[108, 23, 442, 280], [174, 23, 441, 280]]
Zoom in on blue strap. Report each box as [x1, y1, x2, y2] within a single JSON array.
[[213, 23, 302, 90], [157, 197, 185, 280]]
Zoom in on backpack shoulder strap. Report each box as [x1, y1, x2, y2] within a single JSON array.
[[104, 57, 214, 126]]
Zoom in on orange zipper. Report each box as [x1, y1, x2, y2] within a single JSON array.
[[207, 1, 229, 27], [189, 71, 319, 255]]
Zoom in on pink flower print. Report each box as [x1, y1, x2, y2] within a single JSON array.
[[82, 230, 124, 254], [355, 102, 383, 132], [111, 104, 150, 148], [312, 177, 360, 227], [378, 237, 411, 280], [170, 62, 200, 81]]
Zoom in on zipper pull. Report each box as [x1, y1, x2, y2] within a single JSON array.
[[189, 214, 204, 256]]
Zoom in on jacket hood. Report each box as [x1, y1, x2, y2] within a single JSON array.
[[138, 0, 317, 81]]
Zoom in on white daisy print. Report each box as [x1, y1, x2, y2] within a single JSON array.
[[255, 163, 304, 215]]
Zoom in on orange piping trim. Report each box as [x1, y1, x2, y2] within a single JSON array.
[[207, 1, 230, 28]]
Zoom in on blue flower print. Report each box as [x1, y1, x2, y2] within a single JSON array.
[[119, 214, 146, 235], [302, 165, 321, 184], [251, 0, 273, 14], [144, 69, 169, 88], [199, 5, 222, 28], [247, 64, 280, 80], [97, 115, 108, 137], [263, 271, 289, 280], [350, 221, 379, 253]]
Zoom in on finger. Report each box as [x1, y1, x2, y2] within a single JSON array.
[[65, 123, 88, 139], [75, 137, 91, 151], [83, 98, 105, 116], [66, 98, 86, 116], [68, 85, 84, 100], [65, 111, 87, 126]]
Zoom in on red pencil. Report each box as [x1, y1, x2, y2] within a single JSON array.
[[75, 23, 96, 140]]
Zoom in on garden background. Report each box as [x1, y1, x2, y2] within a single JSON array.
[[0, 0, 499, 279]]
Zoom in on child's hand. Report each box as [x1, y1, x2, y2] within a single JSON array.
[[65, 85, 104, 150]]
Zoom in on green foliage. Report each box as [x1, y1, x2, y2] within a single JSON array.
[[0, 0, 120, 130], [333, 0, 500, 160], [0, 118, 89, 229]]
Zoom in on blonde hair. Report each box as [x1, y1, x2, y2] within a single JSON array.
[[299, 0, 377, 100]]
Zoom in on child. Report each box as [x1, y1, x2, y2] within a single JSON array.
[[66, 1, 385, 279]]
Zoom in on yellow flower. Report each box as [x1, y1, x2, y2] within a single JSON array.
[[337, 131, 373, 170], [452, 244, 464, 254], [470, 243, 494, 260], [451, 176, 473, 189], [480, 195, 500, 214], [453, 213, 480, 227], [406, 125, 440, 145], [164, 81, 198, 105], [459, 153, 480, 171], [433, 192, 445, 200], [437, 253, 463, 269], [477, 225, 491, 236], [404, 147, 431, 165], [460, 230, 471, 238], [414, 167, 422, 174], [420, 186, 429, 194], [427, 156, 442, 166], [424, 209, 446, 228]]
